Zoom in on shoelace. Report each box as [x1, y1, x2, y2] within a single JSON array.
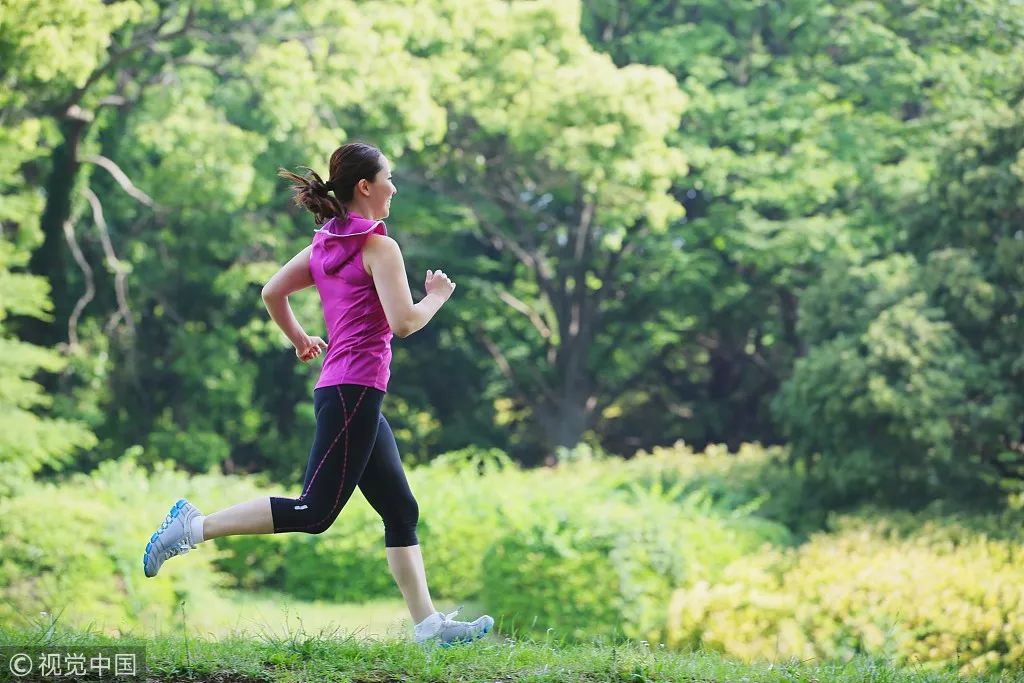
[[439, 607, 464, 627], [162, 538, 194, 559], [156, 510, 196, 554]]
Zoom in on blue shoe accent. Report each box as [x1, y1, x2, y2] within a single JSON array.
[[142, 498, 203, 579], [438, 623, 490, 648]]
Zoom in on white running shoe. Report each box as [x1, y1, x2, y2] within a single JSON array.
[[142, 498, 203, 578], [415, 608, 494, 647]]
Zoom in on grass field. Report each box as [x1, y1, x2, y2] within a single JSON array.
[[2, 592, 1022, 683]]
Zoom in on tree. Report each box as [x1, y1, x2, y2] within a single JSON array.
[[395, 0, 689, 453], [774, 97, 1024, 504], [0, 0, 111, 490], [578, 0, 1024, 454]]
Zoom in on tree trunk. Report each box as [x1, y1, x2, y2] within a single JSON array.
[[25, 114, 89, 348], [537, 391, 592, 455], [536, 329, 596, 456]]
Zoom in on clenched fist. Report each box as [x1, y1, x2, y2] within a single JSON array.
[[425, 269, 456, 301], [295, 335, 328, 363]]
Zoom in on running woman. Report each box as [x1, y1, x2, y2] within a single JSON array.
[[142, 142, 493, 646]]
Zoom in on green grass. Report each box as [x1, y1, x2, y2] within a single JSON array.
[[2, 593, 1021, 682], [180, 593, 416, 641], [2, 620, 1023, 683]]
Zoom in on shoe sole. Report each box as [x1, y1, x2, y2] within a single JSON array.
[[142, 498, 188, 578]]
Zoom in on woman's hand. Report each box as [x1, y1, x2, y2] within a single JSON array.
[[425, 269, 456, 302], [295, 335, 328, 363]]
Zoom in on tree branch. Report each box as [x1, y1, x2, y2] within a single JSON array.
[[473, 320, 558, 406], [82, 155, 154, 207], [406, 169, 560, 299], [473, 325, 527, 403], [62, 219, 95, 350], [81, 188, 136, 337], [495, 286, 552, 340], [568, 197, 597, 342]]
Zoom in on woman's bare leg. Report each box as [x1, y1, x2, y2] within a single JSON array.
[[386, 544, 436, 623], [202, 496, 274, 539]]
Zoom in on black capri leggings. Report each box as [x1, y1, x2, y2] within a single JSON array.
[[269, 383, 420, 546]]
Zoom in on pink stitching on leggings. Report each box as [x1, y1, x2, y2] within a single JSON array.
[[296, 384, 368, 531], [298, 385, 368, 500]]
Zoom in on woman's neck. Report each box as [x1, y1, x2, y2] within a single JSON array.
[[346, 200, 377, 220]]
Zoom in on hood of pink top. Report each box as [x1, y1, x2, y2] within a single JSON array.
[[313, 212, 387, 275]]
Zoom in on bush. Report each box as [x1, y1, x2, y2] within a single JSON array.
[[216, 494, 395, 603], [666, 509, 1024, 675], [615, 442, 823, 535], [0, 442, 802, 634], [214, 446, 523, 602], [407, 448, 530, 599], [481, 494, 791, 643], [0, 456, 258, 634], [218, 443, 799, 610]]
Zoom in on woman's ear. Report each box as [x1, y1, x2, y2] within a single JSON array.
[[358, 178, 371, 197]]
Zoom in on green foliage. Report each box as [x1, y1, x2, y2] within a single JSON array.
[[0, 455, 256, 632], [0, 0, 140, 96], [215, 444, 793, 615], [215, 447, 523, 602], [407, 448, 526, 598], [4, 5, 1024, 648], [667, 509, 1024, 676], [617, 442, 821, 535], [0, 0, 109, 494], [580, 0, 1024, 456], [7, 444, 1024, 673], [482, 496, 788, 644], [483, 514, 625, 641], [0, 334, 96, 493], [774, 99, 1024, 503], [217, 494, 395, 603]]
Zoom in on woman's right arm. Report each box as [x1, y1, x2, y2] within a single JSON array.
[[364, 234, 455, 338]]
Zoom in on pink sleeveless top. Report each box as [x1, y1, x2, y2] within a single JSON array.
[[309, 212, 393, 392]]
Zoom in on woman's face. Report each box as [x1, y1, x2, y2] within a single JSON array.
[[362, 156, 396, 219]]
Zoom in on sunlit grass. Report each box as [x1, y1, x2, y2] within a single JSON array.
[[2, 607, 1022, 683], [180, 592, 414, 640]]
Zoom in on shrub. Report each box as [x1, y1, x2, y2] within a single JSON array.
[[666, 510, 1024, 675], [481, 495, 790, 643], [615, 442, 823, 535], [0, 456, 256, 634]]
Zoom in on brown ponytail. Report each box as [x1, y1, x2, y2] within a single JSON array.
[[278, 142, 384, 226]]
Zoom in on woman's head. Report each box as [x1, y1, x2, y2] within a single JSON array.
[[278, 142, 396, 224]]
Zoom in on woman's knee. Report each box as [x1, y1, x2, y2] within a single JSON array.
[[293, 501, 340, 535], [382, 494, 419, 542], [398, 494, 419, 528], [303, 519, 333, 535]]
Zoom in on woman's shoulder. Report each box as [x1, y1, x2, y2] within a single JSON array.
[[362, 233, 400, 276], [365, 231, 394, 244], [364, 232, 398, 253]]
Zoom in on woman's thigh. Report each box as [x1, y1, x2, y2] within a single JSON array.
[[270, 384, 384, 533]]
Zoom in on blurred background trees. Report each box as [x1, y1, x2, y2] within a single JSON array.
[[3, 0, 1023, 505]]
